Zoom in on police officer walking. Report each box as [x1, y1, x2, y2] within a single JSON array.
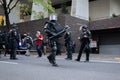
[[8, 23, 19, 60], [75, 24, 92, 62], [44, 13, 68, 66]]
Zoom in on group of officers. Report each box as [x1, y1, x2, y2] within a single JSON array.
[[0, 13, 91, 67], [44, 13, 91, 66], [0, 23, 20, 60]]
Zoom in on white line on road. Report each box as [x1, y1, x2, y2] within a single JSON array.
[[57, 57, 120, 64], [0, 61, 18, 64], [91, 60, 120, 64]]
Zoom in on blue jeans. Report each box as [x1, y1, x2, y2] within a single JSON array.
[[36, 44, 42, 57]]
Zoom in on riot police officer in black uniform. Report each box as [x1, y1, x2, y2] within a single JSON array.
[[0, 30, 3, 55], [9, 23, 19, 60], [44, 13, 69, 66], [75, 24, 91, 62], [64, 31, 73, 60]]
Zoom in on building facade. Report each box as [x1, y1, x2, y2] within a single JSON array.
[[89, 0, 120, 21], [89, 0, 120, 54], [0, 0, 120, 54], [52, 0, 120, 54]]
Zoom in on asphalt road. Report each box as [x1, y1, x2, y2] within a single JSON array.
[[0, 55, 120, 80]]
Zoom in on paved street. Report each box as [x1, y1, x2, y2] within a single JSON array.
[[0, 54, 120, 80]]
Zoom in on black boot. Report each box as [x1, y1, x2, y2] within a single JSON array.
[[47, 56, 53, 64], [47, 56, 58, 67], [75, 59, 80, 62], [52, 61, 58, 67]]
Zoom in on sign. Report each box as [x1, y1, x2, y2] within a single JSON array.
[[90, 40, 97, 48]]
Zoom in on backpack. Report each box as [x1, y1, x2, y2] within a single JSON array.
[[23, 36, 33, 49]]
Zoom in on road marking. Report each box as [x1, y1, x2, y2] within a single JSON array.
[[57, 57, 120, 64], [0, 61, 18, 64], [115, 57, 120, 61], [91, 60, 120, 64]]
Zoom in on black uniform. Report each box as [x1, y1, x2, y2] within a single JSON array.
[[76, 26, 91, 62], [0, 31, 3, 55], [44, 20, 67, 66], [8, 26, 19, 60], [64, 32, 73, 60], [0, 32, 9, 56]]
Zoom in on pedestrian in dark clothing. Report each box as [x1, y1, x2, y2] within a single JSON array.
[[8, 23, 19, 60], [64, 31, 73, 60], [75, 24, 92, 62]]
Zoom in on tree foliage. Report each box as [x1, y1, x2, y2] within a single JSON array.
[[29, 0, 55, 14], [18, 3, 31, 20], [0, 0, 55, 30], [0, 0, 20, 30]]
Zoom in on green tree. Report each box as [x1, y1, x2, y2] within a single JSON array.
[[30, 0, 55, 19], [29, 0, 55, 14], [0, 0, 54, 30], [0, 0, 20, 30]]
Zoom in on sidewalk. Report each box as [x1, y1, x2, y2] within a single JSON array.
[[1, 52, 120, 63], [88, 53, 120, 63], [55, 53, 120, 63]]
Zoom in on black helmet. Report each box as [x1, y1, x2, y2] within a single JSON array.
[[81, 24, 88, 29], [12, 23, 17, 28], [79, 24, 88, 31]]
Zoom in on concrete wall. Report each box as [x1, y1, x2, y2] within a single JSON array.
[[90, 0, 120, 21], [110, 0, 120, 16], [89, 0, 110, 21], [71, 0, 89, 20]]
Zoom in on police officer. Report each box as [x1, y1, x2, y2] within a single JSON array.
[[44, 13, 68, 66], [64, 31, 73, 60], [0, 30, 3, 55], [75, 24, 92, 62], [9, 23, 19, 60]]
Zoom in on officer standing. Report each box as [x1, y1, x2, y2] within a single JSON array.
[[75, 24, 92, 62], [8, 23, 19, 60], [64, 31, 73, 60]]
